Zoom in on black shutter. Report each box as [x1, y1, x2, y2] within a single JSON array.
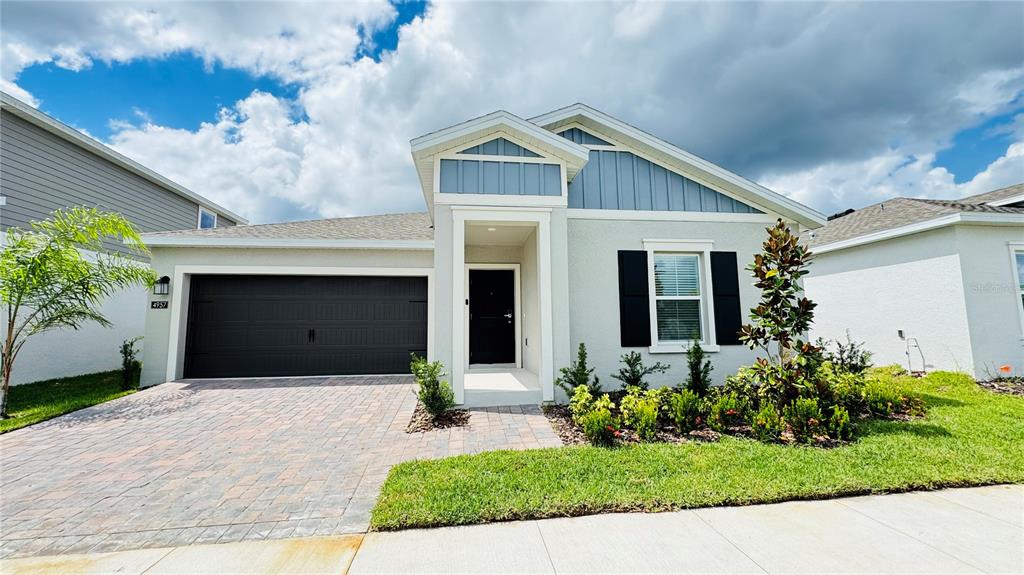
[[617, 250, 651, 347], [710, 252, 743, 345]]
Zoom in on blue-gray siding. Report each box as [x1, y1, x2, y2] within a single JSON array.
[[439, 159, 561, 196], [0, 110, 235, 251], [558, 127, 612, 146], [459, 137, 540, 157], [568, 150, 761, 213]]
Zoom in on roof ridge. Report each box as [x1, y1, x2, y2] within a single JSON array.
[[226, 211, 429, 230]]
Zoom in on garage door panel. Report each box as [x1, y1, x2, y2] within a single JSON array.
[[184, 275, 428, 378]]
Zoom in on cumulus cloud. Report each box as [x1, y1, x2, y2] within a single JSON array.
[[2, 1, 1023, 222]]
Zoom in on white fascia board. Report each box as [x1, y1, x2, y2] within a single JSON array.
[[813, 212, 1024, 255], [140, 236, 434, 250], [566, 208, 777, 223], [530, 103, 826, 229], [410, 110, 589, 162], [0, 91, 249, 225]]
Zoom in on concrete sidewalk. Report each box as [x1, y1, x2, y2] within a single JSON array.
[[3, 485, 1021, 574]]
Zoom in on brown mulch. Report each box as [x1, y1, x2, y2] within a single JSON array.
[[542, 405, 587, 445], [542, 404, 720, 446], [978, 378, 1024, 397], [406, 402, 471, 433]]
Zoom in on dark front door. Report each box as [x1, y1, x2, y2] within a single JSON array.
[[469, 269, 516, 364], [183, 275, 427, 378]]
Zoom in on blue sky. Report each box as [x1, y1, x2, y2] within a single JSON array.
[[2, 1, 1021, 222]]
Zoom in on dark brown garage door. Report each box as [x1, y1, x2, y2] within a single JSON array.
[[183, 275, 427, 378]]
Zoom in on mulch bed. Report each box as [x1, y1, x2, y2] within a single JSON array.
[[406, 402, 471, 433], [542, 404, 720, 446], [978, 378, 1024, 397]]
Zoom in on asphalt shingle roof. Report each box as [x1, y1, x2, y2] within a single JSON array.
[[143, 212, 434, 241], [806, 186, 1024, 248]]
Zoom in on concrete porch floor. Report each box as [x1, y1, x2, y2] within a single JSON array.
[[463, 368, 542, 408]]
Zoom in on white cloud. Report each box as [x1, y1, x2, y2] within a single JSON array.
[[3, 1, 1023, 222]]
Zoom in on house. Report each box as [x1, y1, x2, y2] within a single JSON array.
[[0, 91, 246, 385], [139, 104, 826, 406], [805, 184, 1024, 379]]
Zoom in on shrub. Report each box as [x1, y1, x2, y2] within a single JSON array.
[[863, 378, 922, 417], [820, 332, 873, 374], [555, 343, 601, 397], [577, 408, 619, 446], [568, 384, 595, 420], [409, 355, 455, 417], [749, 403, 784, 442], [783, 397, 823, 443], [120, 336, 143, 391], [685, 341, 713, 396], [668, 389, 703, 433], [709, 392, 749, 431], [868, 364, 908, 378], [620, 388, 660, 441], [610, 351, 669, 390], [817, 362, 866, 414], [829, 405, 852, 440]]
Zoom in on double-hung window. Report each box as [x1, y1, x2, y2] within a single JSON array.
[[198, 207, 217, 229], [1016, 251, 1024, 313], [644, 239, 717, 352]]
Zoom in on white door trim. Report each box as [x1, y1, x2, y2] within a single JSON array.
[[465, 263, 523, 369], [164, 265, 434, 382]]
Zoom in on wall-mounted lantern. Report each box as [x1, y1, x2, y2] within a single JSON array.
[[153, 276, 171, 296]]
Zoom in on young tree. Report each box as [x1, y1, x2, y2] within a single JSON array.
[[1, 208, 154, 417], [738, 219, 818, 404]]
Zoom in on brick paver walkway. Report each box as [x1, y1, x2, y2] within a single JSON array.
[[0, 376, 561, 559]]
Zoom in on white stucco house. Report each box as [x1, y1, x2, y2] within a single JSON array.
[[805, 184, 1024, 379], [139, 104, 826, 407]]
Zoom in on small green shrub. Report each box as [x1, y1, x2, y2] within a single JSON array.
[[863, 378, 923, 417], [555, 343, 601, 397], [577, 407, 619, 446], [620, 388, 659, 441], [684, 341, 713, 396], [819, 332, 873, 374], [668, 389, 703, 433], [818, 362, 866, 413], [569, 385, 595, 420], [709, 392, 749, 431], [410, 355, 455, 417], [783, 397, 823, 443], [119, 336, 142, 391], [829, 405, 852, 440], [750, 403, 784, 442], [610, 351, 669, 390]]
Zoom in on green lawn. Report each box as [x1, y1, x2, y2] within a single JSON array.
[[372, 371, 1024, 530], [0, 370, 135, 434]]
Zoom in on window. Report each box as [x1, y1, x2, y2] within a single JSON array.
[[1017, 252, 1024, 312], [198, 207, 217, 229], [653, 253, 703, 342]]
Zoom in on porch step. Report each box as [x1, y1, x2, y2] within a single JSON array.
[[462, 387, 544, 408]]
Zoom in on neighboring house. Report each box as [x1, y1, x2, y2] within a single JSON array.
[[805, 184, 1024, 379], [0, 91, 246, 385], [139, 103, 825, 407]]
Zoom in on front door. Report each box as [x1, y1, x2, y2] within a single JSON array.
[[469, 269, 516, 364]]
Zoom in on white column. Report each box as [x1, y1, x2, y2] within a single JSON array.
[[451, 211, 466, 404], [538, 212, 554, 402]]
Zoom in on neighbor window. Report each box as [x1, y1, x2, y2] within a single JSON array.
[[1017, 252, 1024, 312], [652, 253, 703, 343], [198, 208, 217, 229]]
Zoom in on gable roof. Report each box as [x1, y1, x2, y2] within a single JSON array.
[[143, 212, 433, 249], [529, 103, 826, 229], [410, 110, 591, 212], [0, 91, 248, 225], [807, 191, 1024, 253], [960, 183, 1024, 206]]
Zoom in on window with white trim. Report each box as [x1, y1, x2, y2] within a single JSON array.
[[198, 207, 217, 229], [652, 253, 704, 343], [1016, 252, 1024, 312]]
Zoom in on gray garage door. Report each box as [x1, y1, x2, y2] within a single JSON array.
[[183, 275, 427, 378]]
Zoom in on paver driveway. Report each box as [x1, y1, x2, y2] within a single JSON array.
[[0, 376, 560, 559]]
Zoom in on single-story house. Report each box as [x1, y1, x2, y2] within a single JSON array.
[[805, 184, 1024, 379], [140, 104, 826, 406], [0, 91, 245, 385]]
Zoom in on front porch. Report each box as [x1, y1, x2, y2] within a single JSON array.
[[463, 367, 543, 407]]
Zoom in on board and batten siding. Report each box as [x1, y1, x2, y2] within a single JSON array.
[[567, 149, 761, 213], [0, 110, 235, 250], [439, 158, 562, 196]]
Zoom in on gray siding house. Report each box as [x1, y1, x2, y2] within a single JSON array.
[[0, 91, 246, 384], [138, 104, 826, 407]]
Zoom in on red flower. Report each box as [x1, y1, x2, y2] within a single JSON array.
[[606, 425, 615, 431], [613, 430, 622, 438], [725, 409, 737, 416]]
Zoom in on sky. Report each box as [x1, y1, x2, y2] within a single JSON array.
[[2, 1, 1022, 224]]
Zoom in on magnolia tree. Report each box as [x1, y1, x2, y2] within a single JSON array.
[[738, 219, 819, 404], [1, 208, 154, 417]]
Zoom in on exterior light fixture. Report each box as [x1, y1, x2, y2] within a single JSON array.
[[153, 276, 171, 296]]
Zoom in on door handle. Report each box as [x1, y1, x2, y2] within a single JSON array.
[[308, 328, 315, 344], [504, 313, 513, 319]]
